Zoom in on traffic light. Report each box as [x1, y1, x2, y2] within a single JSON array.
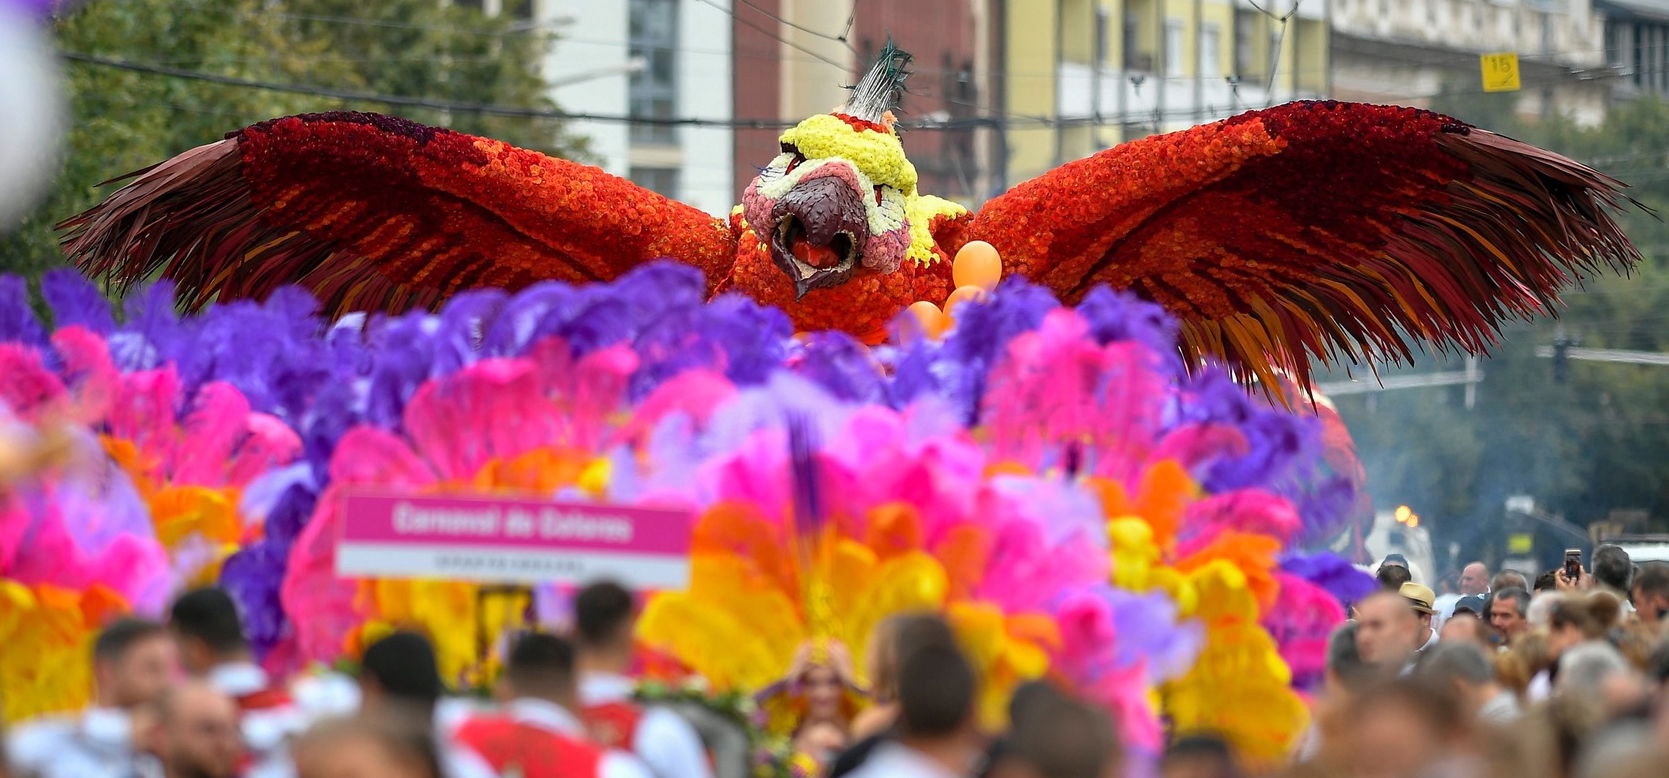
[[1552, 330, 1573, 383]]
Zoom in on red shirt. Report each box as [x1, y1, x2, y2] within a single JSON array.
[[454, 715, 607, 778]]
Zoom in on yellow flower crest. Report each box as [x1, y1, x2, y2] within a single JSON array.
[[781, 114, 919, 194], [905, 194, 970, 265]]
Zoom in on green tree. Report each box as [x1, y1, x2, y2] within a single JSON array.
[[1, 0, 590, 283]]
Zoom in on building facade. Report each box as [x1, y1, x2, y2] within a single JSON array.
[[1599, 0, 1669, 97], [498, 0, 736, 216], [993, 0, 1329, 190], [729, 0, 988, 204], [1330, 0, 1612, 127]]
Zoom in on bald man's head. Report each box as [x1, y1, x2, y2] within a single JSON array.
[[156, 681, 243, 778], [1460, 563, 1490, 596], [1355, 592, 1421, 667]]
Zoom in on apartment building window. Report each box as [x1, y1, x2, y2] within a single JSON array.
[[1234, 10, 1256, 79], [629, 0, 679, 145], [1164, 20, 1185, 74], [504, 0, 535, 20], [1200, 23, 1220, 77], [1095, 7, 1111, 67], [629, 166, 680, 200], [1124, 17, 1151, 71]]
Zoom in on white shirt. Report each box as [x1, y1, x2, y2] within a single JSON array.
[[461, 698, 654, 778], [207, 661, 309, 753], [7, 707, 158, 778], [581, 673, 712, 778], [842, 742, 966, 778], [1433, 594, 1463, 626], [1477, 688, 1522, 723]]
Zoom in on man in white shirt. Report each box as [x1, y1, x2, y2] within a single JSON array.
[[8, 618, 178, 778], [574, 581, 711, 778], [1399, 582, 1440, 656], [453, 632, 652, 778], [845, 643, 982, 778], [169, 587, 305, 760]]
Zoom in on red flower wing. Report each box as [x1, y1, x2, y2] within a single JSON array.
[[970, 101, 1640, 388], [62, 112, 737, 316]]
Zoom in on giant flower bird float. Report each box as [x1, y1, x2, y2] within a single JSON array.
[[0, 265, 1380, 764], [62, 44, 1640, 389]]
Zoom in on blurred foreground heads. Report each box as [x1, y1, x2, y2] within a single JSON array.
[[293, 717, 440, 778], [152, 681, 245, 778], [988, 681, 1121, 778]]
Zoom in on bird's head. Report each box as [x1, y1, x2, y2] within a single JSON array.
[[741, 43, 923, 299]]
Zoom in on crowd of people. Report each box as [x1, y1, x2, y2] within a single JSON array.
[[1296, 548, 1669, 777], [9, 550, 1669, 778]]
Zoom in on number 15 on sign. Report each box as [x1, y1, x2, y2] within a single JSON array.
[[1481, 53, 1520, 92]]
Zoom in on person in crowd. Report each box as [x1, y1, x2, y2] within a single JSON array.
[[358, 631, 495, 778], [992, 683, 1120, 778], [1534, 570, 1559, 594], [1354, 592, 1425, 673], [1340, 677, 1479, 778], [7, 617, 178, 778], [572, 581, 710, 778], [843, 643, 983, 778], [829, 613, 960, 778], [759, 640, 864, 753], [1593, 545, 1633, 598], [292, 716, 441, 778], [1439, 612, 1494, 653], [1415, 642, 1521, 723], [1160, 734, 1238, 778], [1549, 591, 1623, 661], [1491, 570, 1530, 595], [1555, 642, 1642, 710], [1628, 561, 1669, 633], [851, 613, 960, 740], [1496, 631, 1554, 704], [1452, 595, 1486, 618], [1459, 562, 1491, 597], [1375, 562, 1412, 593], [1433, 572, 1463, 625], [1489, 587, 1533, 644], [170, 586, 302, 760], [453, 632, 650, 778], [1295, 622, 1379, 763], [150, 681, 246, 778], [1399, 582, 1439, 654]]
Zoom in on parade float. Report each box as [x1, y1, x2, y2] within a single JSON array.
[[1, 42, 1642, 768]]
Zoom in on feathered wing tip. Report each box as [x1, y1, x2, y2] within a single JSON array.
[[973, 102, 1644, 396], [844, 38, 912, 126], [60, 113, 737, 319], [1196, 124, 1642, 393], [59, 134, 455, 318]]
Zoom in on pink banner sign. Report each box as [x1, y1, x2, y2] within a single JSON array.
[[335, 491, 693, 587]]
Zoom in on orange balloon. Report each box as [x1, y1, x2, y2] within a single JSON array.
[[953, 240, 1002, 290], [906, 300, 949, 338], [943, 285, 989, 319]]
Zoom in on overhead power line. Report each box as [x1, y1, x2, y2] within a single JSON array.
[[692, 0, 849, 70], [64, 51, 1275, 130]]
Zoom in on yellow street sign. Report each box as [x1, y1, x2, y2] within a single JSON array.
[[1481, 53, 1521, 92], [1508, 533, 1533, 554]]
